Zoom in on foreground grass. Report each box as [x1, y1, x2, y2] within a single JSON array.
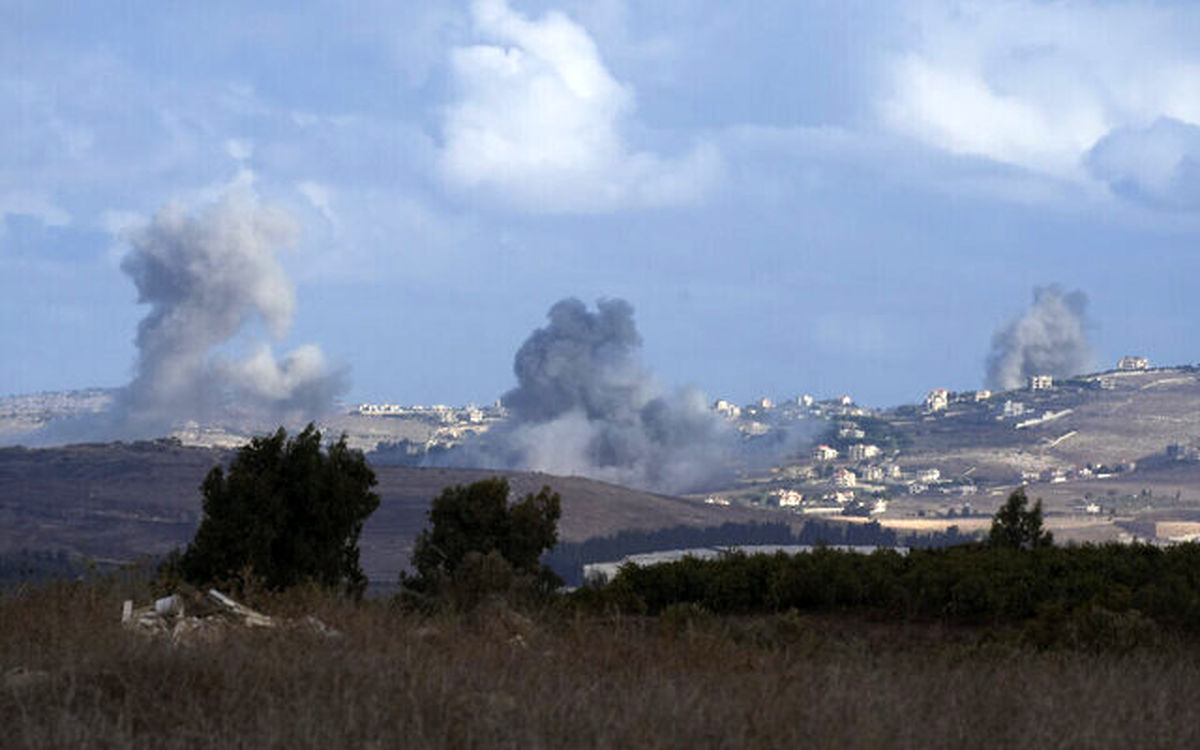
[[3, 583, 1200, 748]]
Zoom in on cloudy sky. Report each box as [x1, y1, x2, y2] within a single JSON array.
[[3, 0, 1199, 409]]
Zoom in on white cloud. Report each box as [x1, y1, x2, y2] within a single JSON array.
[[225, 138, 254, 162], [1086, 118, 1200, 211], [439, 0, 719, 212], [297, 180, 338, 228], [882, 1, 1200, 191]]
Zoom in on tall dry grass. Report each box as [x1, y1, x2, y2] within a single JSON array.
[[2, 582, 1199, 748]]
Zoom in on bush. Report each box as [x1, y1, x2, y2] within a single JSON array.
[[582, 541, 1200, 634], [173, 424, 379, 597], [988, 487, 1053, 550], [403, 477, 562, 608]]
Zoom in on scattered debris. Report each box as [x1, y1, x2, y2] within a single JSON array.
[[121, 585, 340, 645]]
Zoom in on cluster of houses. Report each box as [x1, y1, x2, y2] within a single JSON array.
[[777, 414, 951, 514], [354, 402, 500, 425], [923, 357, 1153, 423], [1019, 461, 1136, 485], [763, 485, 888, 517], [712, 392, 870, 441]]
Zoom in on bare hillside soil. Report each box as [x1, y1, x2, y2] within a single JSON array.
[[0, 442, 782, 582]]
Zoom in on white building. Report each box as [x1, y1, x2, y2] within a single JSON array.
[[1029, 375, 1054, 391], [848, 443, 881, 461], [917, 468, 941, 483], [812, 444, 839, 461], [925, 389, 949, 412], [713, 399, 742, 419], [1117, 356, 1150, 371], [771, 489, 804, 507], [1002, 400, 1027, 418], [832, 468, 857, 488]]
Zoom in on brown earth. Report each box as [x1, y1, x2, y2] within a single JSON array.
[[0, 441, 781, 583]]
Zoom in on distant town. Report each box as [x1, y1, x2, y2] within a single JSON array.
[[6, 354, 1200, 546]]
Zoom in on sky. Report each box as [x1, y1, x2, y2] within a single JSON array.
[[3, 0, 1199, 410]]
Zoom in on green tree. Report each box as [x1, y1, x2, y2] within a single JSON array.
[[176, 424, 379, 596], [405, 477, 562, 601], [987, 487, 1053, 550]]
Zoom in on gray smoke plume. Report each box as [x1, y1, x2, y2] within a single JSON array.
[[33, 190, 346, 443], [985, 285, 1093, 391], [435, 298, 735, 493]]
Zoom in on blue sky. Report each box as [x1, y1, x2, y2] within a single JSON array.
[[3, 0, 1199, 409]]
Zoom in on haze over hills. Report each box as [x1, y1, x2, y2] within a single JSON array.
[[6, 358, 1200, 580], [0, 440, 786, 584]]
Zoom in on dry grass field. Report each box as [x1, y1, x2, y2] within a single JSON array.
[[4, 581, 1200, 749]]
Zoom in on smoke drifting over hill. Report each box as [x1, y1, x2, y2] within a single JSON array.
[[434, 298, 736, 493], [32, 190, 345, 444], [986, 285, 1093, 391]]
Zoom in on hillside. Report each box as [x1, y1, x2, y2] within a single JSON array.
[[722, 365, 1200, 545], [892, 367, 1200, 480], [0, 441, 782, 583], [8, 365, 1200, 576]]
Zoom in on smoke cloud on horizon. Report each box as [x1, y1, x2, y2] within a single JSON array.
[[431, 297, 740, 493], [985, 285, 1093, 391], [29, 190, 346, 444]]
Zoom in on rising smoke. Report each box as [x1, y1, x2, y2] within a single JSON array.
[[36, 190, 346, 443], [985, 285, 1093, 391], [433, 298, 736, 493]]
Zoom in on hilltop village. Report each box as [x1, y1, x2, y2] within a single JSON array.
[[339, 356, 1200, 530], [6, 356, 1200, 545], [706, 357, 1200, 545]]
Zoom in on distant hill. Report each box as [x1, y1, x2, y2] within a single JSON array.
[[0, 440, 783, 583], [9, 365, 1200, 566], [732, 365, 1200, 545], [889, 366, 1200, 482]]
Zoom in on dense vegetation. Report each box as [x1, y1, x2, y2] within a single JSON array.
[[561, 486, 1200, 637], [7, 471, 1200, 746], [402, 477, 562, 607], [546, 519, 973, 587], [579, 542, 1200, 633], [171, 424, 379, 597]]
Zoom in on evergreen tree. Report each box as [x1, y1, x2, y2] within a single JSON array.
[[177, 424, 379, 596], [987, 487, 1054, 550], [406, 477, 562, 599]]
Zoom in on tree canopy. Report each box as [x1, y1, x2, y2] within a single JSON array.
[[405, 477, 562, 601], [176, 424, 379, 596], [988, 487, 1054, 550]]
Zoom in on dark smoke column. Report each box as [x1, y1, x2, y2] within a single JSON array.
[[504, 298, 647, 424], [985, 285, 1093, 391], [439, 297, 732, 493]]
